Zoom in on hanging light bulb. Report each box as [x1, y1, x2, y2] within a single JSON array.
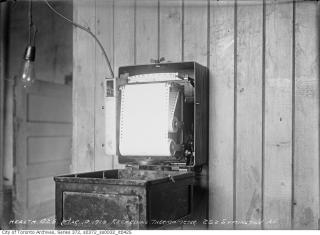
[[20, 0, 37, 88], [21, 45, 36, 88]]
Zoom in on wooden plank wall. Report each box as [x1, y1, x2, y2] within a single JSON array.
[[73, 0, 320, 229], [0, 3, 8, 228], [5, 0, 73, 186], [264, 0, 293, 229], [209, 0, 234, 229], [294, 1, 319, 229]]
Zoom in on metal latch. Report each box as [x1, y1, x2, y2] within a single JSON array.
[[150, 57, 165, 64]]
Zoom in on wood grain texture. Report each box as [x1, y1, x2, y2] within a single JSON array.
[[7, 1, 72, 84], [159, 0, 183, 62], [0, 4, 6, 228], [236, 3, 263, 229], [183, 0, 208, 65], [51, 1, 73, 83], [27, 177, 55, 208], [71, 1, 320, 229], [27, 94, 72, 123], [136, 0, 158, 64], [209, 0, 235, 229], [14, 80, 72, 226], [113, 0, 135, 169], [264, 0, 293, 229], [114, 0, 135, 72], [26, 160, 70, 179], [72, 0, 96, 172], [13, 79, 28, 223], [5, 1, 72, 187], [94, 0, 114, 171], [293, 1, 319, 229], [27, 137, 71, 164]]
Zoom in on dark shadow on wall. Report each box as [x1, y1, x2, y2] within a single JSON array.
[[2, 0, 73, 229]]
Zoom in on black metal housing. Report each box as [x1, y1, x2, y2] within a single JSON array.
[[117, 61, 209, 167]]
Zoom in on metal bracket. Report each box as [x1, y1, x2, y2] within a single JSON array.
[[105, 78, 115, 97], [118, 73, 129, 87], [176, 73, 194, 87], [150, 57, 165, 64]]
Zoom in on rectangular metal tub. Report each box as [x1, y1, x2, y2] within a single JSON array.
[[54, 169, 194, 229]]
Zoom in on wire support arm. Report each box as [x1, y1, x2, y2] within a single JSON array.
[[43, 0, 114, 78]]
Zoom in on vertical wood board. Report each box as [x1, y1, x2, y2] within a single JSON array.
[[72, 0, 96, 172], [135, 0, 158, 64], [159, 0, 183, 62], [293, 1, 320, 229], [183, 0, 208, 65], [95, 0, 114, 171], [0, 4, 6, 228], [209, 0, 235, 229], [114, 0, 135, 73], [264, 0, 293, 229], [113, 0, 135, 169], [236, 3, 263, 229]]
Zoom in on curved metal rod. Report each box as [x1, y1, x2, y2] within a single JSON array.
[[43, 0, 114, 78]]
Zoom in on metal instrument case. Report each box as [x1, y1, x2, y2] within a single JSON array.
[[54, 61, 209, 229]]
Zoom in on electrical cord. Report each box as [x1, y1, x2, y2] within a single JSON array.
[[28, 0, 32, 44], [43, 0, 114, 78], [28, 0, 37, 46]]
